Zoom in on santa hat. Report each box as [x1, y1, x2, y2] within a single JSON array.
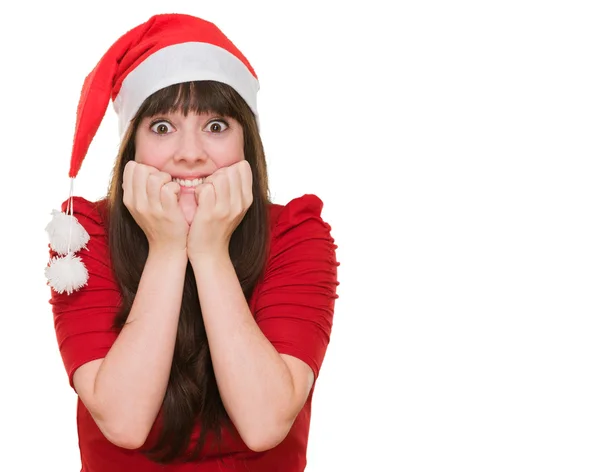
[[45, 13, 260, 294]]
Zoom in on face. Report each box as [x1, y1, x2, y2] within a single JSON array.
[[134, 111, 245, 224]]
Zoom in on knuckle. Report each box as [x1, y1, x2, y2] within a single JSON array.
[[136, 164, 149, 178]]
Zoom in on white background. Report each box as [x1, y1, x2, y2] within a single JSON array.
[[1, 1, 599, 471]]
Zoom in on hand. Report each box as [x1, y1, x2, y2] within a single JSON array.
[[122, 161, 189, 252], [188, 160, 253, 260]]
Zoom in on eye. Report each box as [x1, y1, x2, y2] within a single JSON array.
[[150, 120, 174, 135], [205, 120, 229, 133]]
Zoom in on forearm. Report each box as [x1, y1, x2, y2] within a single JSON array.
[[94, 248, 187, 442], [191, 252, 295, 448]]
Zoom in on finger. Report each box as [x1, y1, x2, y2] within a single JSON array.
[[201, 173, 221, 206], [238, 160, 253, 208], [146, 173, 171, 211], [196, 180, 216, 212], [195, 182, 201, 205], [146, 173, 166, 210], [213, 171, 231, 215], [160, 181, 181, 214], [132, 163, 151, 210], [228, 164, 243, 212], [135, 162, 161, 174], [122, 161, 136, 207]]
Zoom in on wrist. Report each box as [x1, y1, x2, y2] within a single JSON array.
[[188, 248, 231, 269], [147, 244, 189, 263]]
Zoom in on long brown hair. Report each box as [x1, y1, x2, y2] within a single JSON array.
[[105, 81, 270, 463]]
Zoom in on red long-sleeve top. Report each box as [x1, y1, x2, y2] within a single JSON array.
[[48, 194, 339, 472]]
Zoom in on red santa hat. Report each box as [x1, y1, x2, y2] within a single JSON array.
[[45, 13, 259, 294]]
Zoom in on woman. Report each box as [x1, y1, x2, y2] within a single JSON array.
[[45, 13, 339, 472]]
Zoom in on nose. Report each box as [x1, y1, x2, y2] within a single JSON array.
[[174, 130, 208, 164]]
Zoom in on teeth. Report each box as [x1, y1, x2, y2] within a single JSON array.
[[174, 178, 203, 187]]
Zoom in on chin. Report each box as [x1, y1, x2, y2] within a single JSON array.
[[179, 194, 197, 225], [183, 210, 195, 226]]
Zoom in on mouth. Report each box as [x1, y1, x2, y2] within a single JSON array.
[[172, 177, 206, 188]]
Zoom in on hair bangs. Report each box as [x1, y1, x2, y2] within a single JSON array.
[[137, 81, 243, 121]]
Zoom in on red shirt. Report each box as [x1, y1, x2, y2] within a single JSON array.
[[48, 194, 339, 472]]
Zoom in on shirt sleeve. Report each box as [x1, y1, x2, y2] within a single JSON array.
[[253, 194, 340, 379], [48, 197, 121, 390]]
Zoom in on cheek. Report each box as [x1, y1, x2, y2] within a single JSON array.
[[208, 135, 245, 169], [135, 140, 170, 169]]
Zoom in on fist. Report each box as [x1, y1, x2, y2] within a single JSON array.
[[122, 161, 189, 251], [188, 160, 253, 258]]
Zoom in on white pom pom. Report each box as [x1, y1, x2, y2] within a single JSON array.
[[45, 210, 90, 255], [45, 252, 89, 295]]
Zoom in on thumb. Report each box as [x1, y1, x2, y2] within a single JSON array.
[[160, 182, 182, 213], [195, 184, 202, 204], [163, 181, 181, 197]]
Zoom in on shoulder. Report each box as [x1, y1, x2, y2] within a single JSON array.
[[58, 196, 109, 235], [268, 194, 329, 237], [265, 194, 337, 268]]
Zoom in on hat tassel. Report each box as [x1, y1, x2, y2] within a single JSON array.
[[44, 186, 90, 295]]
